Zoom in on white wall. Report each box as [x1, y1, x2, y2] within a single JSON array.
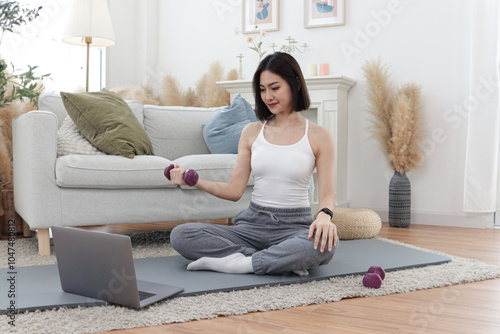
[[108, 0, 494, 227]]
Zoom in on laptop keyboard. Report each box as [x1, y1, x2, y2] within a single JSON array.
[[138, 290, 156, 301]]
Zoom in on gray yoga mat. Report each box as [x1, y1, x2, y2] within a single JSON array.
[[0, 238, 450, 314]]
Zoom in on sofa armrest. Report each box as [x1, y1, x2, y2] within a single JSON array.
[[13, 110, 62, 229]]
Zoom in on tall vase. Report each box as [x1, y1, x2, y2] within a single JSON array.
[[388, 171, 411, 227]]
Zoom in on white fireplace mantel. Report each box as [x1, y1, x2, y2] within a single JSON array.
[[217, 75, 356, 207]]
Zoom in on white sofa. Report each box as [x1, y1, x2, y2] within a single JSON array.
[[12, 93, 253, 255]]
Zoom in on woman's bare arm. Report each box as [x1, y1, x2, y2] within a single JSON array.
[[307, 124, 338, 251], [169, 122, 261, 202]]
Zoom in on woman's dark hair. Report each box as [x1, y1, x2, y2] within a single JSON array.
[[252, 52, 310, 121]]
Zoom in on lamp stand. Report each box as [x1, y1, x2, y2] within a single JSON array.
[[84, 36, 92, 92]]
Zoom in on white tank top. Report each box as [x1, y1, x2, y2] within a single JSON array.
[[251, 120, 316, 208]]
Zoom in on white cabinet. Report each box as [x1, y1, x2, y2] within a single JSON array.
[[217, 75, 356, 207]]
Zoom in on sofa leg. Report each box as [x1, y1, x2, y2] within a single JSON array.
[[37, 229, 51, 256], [23, 220, 33, 238], [227, 218, 234, 225]]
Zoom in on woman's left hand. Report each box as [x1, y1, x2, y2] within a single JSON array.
[[308, 214, 338, 252]]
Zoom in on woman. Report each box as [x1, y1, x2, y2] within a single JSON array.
[[169, 52, 338, 276]]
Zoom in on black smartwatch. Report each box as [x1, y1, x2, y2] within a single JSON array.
[[317, 207, 334, 219]]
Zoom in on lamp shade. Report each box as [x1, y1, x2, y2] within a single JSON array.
[[63, 0, 115, 47]]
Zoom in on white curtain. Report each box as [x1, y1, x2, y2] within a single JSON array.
[[463, 0, 500, 213], [498, 137, 500, 214]]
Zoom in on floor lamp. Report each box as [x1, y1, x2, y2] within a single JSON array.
[[62, 0, 115, 92]]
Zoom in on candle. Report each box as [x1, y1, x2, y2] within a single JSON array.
[[307, 63, 317, 76], [319, 63, 330, 76]]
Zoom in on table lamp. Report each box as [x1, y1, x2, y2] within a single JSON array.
[[62, 0, 115, 92]]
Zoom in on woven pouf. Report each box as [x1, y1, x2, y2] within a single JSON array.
[[332, 208, 382, 240]]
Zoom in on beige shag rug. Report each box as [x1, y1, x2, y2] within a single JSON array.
[[1, 232, 500, 334]]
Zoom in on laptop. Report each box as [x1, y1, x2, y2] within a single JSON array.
[[52, 226, 184, 309]]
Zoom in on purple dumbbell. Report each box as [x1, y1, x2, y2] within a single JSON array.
[[362, 266, 386, 289], [367, 266, 386, 280], [164, 164, 175, 180], [164, 164, 199, 186], [183, 169, 199, 186], [363, 272, 383, 289]]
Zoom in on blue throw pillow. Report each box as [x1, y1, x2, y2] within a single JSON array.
[[202, 93, 257, 154]]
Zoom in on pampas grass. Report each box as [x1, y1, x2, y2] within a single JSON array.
[[194, 62, 229, 108], [0, 100, 37, 191], [0, 118, 11, 191], [160, 61, 234, 107], [226, 68, 238, 81], [158, 75, 196, 107], [159, 75, 185, 106], [362, 58, 424, 173], [112, 61, 236, 108], [113, 84, 160, 105]]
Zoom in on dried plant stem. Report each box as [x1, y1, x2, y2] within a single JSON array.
[[0, 99, 37, 194], [158, 75, 187, 106], [113, 85, 160, 106], [362, 58, 394, 164], [116, 62, 236, 108], [363, 58, 424, 173], [195, 62, 229, 108], [0, 118, 12, 190]]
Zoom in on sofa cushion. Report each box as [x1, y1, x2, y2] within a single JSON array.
[[173, 154, 254, 190], [56, 155, 175, 189], [39, 92, 145, 128], [202, 93, 258, 154], [57, 116, 107, 157], [60, 90, 154, 159], [143, 106, 219, 160]]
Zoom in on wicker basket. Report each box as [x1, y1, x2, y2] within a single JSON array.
[[332, 208, 381, 240], [1, 190, 24, 235]]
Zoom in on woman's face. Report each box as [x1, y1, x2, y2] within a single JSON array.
[[259, 70, 293, 116]]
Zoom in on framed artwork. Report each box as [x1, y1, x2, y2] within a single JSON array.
[[242, 0, 280, 33], [304, 0, 345, 28]]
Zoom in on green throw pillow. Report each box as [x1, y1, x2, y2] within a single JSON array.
[[60, 90, 154, 159]]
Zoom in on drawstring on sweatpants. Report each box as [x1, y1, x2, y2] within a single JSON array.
[[257, 210, 280, 224]]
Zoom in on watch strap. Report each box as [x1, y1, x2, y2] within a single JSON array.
[[315, 207, 334, 220]]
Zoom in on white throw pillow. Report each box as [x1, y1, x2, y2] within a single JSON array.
[[57, 116, 106, 157]]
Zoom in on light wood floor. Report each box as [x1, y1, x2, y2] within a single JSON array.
[[77, 222, 500, 334]]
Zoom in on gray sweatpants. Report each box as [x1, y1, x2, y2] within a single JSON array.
[[170, 202, 337, 275]]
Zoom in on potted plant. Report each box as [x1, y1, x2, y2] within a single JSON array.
[[0, 1, 48, 233], [362, 58, 424, 227]]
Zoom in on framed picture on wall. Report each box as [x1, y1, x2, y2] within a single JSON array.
[[242, 0, 280, 33], [304, 0, 345, 28]]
